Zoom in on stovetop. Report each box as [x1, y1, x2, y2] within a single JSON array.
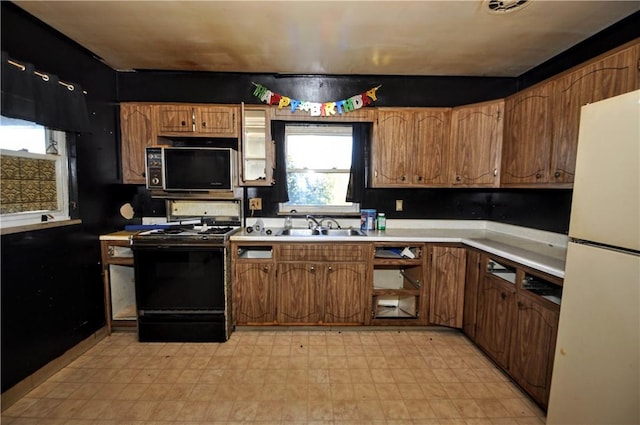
[[132, 224, 240, 245]]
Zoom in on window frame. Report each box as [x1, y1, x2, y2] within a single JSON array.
[[278, 123, 360, 215]]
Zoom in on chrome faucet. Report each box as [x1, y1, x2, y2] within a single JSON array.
[[306, 214, 322, 229], [320, 217, 342, 229]]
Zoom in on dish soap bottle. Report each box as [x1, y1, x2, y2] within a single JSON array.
[[377, 213, 386, 230]]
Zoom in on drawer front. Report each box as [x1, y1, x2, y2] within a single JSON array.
[[277, 244, 368, 261]]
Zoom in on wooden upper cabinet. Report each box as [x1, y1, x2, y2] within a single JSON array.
[[157, 104, 239, 137], [450, 99, 504, 187], [372, 108, 451, 187], [550, 44, 639, 184], [120, 103, 156, 184], [501, 84, 553, 186], [372, 109, 412, 186], [412, 109, 451, 186]]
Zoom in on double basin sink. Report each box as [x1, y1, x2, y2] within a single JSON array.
[[276, 228, 367, 237]]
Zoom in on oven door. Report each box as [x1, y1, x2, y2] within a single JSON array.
[[134, 245, 225, 311], [132, 244, 227, 342]]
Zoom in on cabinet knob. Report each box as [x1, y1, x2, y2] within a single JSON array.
[[500, 292, 507, 300], [310, 266, 316, 273], [456, 175, 461, 182], [535, 172, 542, 179], [328, 266, 333, 272], [517, 301, 523, 309], [181, 120, 186, 126], [417, 176, 423, 182], [493, 168, 498, 177], [202, 122, 207, 128], [401, 175, 406, 181], [554, 171, 561, 178], [263, 266, 269, 272]]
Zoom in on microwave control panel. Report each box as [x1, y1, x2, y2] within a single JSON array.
[[145, 147, 164, 189]]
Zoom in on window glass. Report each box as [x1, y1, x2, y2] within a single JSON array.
[[0, 116, 70, 228], [280, 124, 359, 214]]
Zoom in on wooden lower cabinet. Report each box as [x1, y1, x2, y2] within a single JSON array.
[[276, 263, 324, 323], [466, 253, 562, 410], [462, 250, 481, 338], [233, 262, 275, 324], [428, 246, 466, 328], [276, 262, 367, 324], [475, 260, 517, 368], [509, 291, 560, 409], [324, 263, 368, 323]]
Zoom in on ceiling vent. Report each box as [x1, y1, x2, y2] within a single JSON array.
[[485, 0, 531, 14]]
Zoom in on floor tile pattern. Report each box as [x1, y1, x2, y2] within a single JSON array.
[[2, 328, 545, 424]]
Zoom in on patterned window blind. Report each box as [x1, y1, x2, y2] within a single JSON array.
[[0, 153, 58, 214]]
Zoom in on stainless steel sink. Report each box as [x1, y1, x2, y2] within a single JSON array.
[[276, 228, 366, 237]]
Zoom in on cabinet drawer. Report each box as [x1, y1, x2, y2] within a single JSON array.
[[277, 244, 367, 261]]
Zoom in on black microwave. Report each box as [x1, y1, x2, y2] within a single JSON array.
[[145, 147, 234, 191]]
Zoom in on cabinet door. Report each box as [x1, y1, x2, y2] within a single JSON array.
[[509, 293, 559, 408], [276, 263, 323, 323], [550, 45, 638, 184], [475, 275, 516, 368], [462, 250, 481, 338], [429, 246, 466, 328], [372, 109, 412, 186], [412, 109, 451, 186], [324, 263, 368, 323], [450, 99, 504, 187], [240, 105, 273, 186], [197, 106, 238, 137], [157, 105, 194, 133], [120, 103, 156, 184], [501, 84, 552, 186], [233, 262, 275, 324]]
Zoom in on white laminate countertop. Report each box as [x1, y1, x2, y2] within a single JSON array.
[[231, 220, 568, 278]]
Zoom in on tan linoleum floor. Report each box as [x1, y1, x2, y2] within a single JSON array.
[[1, 328, 545, 425]]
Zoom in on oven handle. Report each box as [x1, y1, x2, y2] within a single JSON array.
[[139, 309, 225, 315], [132, 245, 225, 250]]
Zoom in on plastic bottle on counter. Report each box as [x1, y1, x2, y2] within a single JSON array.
[[377, 213, 386, 230]]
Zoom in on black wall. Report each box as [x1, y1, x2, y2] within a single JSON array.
[[1, 2, 637, 393], [1, 2, 132, 391]]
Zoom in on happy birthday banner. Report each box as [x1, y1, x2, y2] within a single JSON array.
[[251, 82, 381, 117]]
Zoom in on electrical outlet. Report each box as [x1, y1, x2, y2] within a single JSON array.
[[396, 199, 403, 211], [249, 197, 262, 210]]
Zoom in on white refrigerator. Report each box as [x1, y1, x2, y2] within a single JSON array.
[[546, 90, 640, 425]]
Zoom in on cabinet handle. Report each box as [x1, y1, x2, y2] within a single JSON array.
[[554, 171, 561, 178], [493, 168, 498, 177]]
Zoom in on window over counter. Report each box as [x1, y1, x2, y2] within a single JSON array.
[[279, 123, 359, 214], [0, 116, 70, 228]]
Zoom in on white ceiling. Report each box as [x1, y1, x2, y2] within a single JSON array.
[[14, 0, 640, 77]]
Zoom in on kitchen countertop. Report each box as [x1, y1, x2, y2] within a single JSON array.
[[99, 230, 138, 241], [231, 220, 568, 278]]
